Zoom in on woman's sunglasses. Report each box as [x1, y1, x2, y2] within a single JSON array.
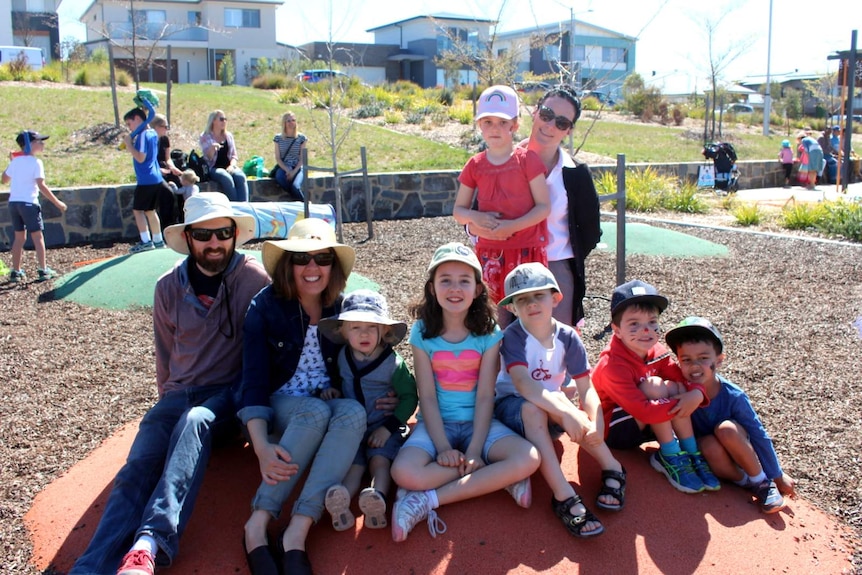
[[537, 105, 575, 131], [290, 251, 335, 266], [187, 226, 235, 242]]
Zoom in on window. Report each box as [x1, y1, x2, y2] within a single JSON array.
[[573, 45, 585, 62], [129, 10, 166, 24], [224, 8, 260, 28], [188, 11, 202, 26], [602, 47, 626, 64], [497, 47, 507, 58], [437, 26, 480, 54], [543, 44, 560, 63]]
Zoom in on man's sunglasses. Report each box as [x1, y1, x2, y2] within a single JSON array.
[[291, 251, 335, 266], [537, 105, 575, 131], [187, 226, 235, 242]]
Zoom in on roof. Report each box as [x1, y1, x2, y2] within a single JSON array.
[[367, 13, 497, 33], [72, 0, 285, 19], [497, 19, 637, 42]]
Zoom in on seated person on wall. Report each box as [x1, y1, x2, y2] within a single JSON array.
[[271, 111, 307, 202], [200, 110, 249, 202]]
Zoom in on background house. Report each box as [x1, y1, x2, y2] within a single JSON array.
[[1, 0, 61, 62], [496, 19, 636, 100], [367, 13, 497, 87], [75, 0, 288, 85]]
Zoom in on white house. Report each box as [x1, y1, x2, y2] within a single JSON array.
[[73, 0, 290, 85]]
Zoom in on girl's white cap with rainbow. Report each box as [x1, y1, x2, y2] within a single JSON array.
[[476, 85, 520, 120]]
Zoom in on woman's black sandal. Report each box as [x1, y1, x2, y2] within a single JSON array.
[[595, 467, 627, 511], [277, 527, 314, 575], [551, 494, 604, 538], [242, 535, 279, 575]]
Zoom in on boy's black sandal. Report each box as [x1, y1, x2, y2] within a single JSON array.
[[551, 494, 604, 538], [595, 467, 627, 511]]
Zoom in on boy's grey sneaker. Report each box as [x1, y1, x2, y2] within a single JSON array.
[[9, 269, 26, 282], [650, 451, 705, 494], [153, 240, 166, 249], [752, 479, 785, 514], [129, 240, 155, 254], [689, 451, 721, 491]]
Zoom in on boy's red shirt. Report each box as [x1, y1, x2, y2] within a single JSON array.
[[592, 335, 708, 436]]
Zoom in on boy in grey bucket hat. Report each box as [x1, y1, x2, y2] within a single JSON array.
[[494, 263, 625, 538], [318, 290, 417, 532]]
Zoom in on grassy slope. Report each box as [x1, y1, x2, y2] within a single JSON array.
[[0, 82, 818, 188]]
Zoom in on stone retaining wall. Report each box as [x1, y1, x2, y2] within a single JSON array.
[[0, 159, 787, 249]]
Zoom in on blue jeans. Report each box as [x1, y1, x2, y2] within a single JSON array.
[[70, 385, 238, 575], [274, 166, 305, 202], [252, 395, 365, 521], [210, 167, 249, 202]]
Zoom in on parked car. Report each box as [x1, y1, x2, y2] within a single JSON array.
[[581, 90, 615, 106], [829, 114, 862, 126], [725, 103, 754, 114], [0, 45, 44, 71], [295, 69, 349, 83], [514, 81, 554, 93]]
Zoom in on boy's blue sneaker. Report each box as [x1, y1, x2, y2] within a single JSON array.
[[752, 480, 785, 514], [129, 240, 155, 254], [689, 451, 721, 491], [650, 451, 705, 494], [9, 269, 26, 282], [153, 240, 166, 249]]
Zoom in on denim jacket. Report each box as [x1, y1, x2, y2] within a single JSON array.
[[237, 285, 344, 425]]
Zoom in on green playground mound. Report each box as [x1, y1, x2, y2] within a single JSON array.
[[597, 222, 728, 258], [48, 249, 378, 311]]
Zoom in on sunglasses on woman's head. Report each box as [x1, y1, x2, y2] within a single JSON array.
[[290, 251, 335, 266], [187, 226, 235, 242], [537, 105, 574, 131]]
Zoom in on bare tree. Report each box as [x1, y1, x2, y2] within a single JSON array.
[[86, 0, 219, 90], [12, 10, 58, 48], [693, 10, 755, 141]]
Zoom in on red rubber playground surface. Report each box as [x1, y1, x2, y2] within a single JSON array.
[[26, 420, 855, 574]]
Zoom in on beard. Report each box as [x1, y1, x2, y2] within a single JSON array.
[[191, 244, 234, 274]]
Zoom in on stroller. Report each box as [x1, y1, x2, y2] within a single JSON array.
[[702, 142, 740, 194]]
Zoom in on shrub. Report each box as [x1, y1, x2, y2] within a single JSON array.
[[733, 204, 762, 226], [353, 101, 385, 119], [781, 203, 824, 230], [252, 73, 290, 90], [277, 86, 303, 104], [595, 170, 617, 198], [383, 110, 403, 124], [449, 106, 473, 125], [661, 182, 709, 213], [816, 200, 862, 242], [581, 96, 603, 112], [623, 167, 676, 212], [405, 111, 425, 124], [672, 105, 686, 126]]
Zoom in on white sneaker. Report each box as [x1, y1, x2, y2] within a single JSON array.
[[505, 476, 533, 508], [391, 490, 446, 542]]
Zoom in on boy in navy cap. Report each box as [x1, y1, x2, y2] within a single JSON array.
[[592, 280, 718, 494], [665, 317, 796, 512], [2, 130, 67, 282]]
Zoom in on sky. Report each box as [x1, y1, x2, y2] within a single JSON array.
[[56, 0, 862, 91]]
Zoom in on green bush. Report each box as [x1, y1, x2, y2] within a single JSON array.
[[383, 110, 403, 124], [352, 101, 385, 119], [449, 106, 473, 125], [816, 200, 862, 241], [277, 86, 303, 104], [251, 73, 290, 90], [662, 182, 709, 213], [733, 204, 763, 226], [581, 96, 603, 112], [781, 203, 824, 230]]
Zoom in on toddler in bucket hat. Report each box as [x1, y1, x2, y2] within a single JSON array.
[[318, 289, 417, 533], [319, 289, 408, 346]]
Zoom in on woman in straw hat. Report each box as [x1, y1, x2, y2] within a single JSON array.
[[238, 217, 365, 575]]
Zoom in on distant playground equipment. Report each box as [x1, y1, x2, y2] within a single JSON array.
[[699, 142, 740, 194], [231, 200, 335, 240]]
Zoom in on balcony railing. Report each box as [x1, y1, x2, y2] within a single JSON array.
[[108, 22, 208, 42]]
